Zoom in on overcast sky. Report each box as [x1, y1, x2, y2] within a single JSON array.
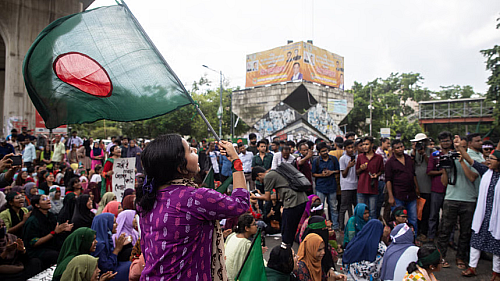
[[89, 0, 500, 95]]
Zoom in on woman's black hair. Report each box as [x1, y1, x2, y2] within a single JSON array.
[[136, 134, 188, 216], [407, 243, 441, 274], [235, 214, 254, 234], [67, 177, 80, 192], [14, 171, 27, 186], [310, 201, 324, 217], [109, 145, 118, 155], [267, 245, 294, 274]]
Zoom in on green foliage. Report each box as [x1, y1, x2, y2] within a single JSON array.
[[389, 116, 423, 146], [480, 16, 500, 126], [90, 126, 122, 139]]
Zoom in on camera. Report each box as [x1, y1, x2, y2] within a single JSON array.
[[415, 141, 424, 151], [435, 151, 460, 169]]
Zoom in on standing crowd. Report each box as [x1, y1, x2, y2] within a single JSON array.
[[0, 128, 498, 281]]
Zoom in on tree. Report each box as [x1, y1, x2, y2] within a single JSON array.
[[480, 16, 500, 126]]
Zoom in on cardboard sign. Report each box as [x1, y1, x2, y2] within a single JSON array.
[[112, 157, 136, 201]]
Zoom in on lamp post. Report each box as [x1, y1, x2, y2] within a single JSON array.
[[202, 65, 223, 138]]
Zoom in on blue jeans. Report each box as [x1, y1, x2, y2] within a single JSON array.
[[356, 193, 378, 220], [376, 181, 385, 218], [317, 191, 339, 229], [392, 198, 418, 235]]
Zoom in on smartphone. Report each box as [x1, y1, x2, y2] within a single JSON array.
[[9, 155, 22, 166], [351, 155, 356, 161]]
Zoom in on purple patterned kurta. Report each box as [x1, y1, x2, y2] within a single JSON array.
[[140, 185, 249, 281]]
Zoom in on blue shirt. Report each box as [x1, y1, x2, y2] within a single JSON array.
[[312, 156, 339, 193], [220, 155, 232, 177]]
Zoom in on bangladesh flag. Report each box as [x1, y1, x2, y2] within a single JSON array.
[[23, 4, 193, 129], [235, 229, 267, 281]]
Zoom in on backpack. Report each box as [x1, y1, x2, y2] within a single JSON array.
[[275, 162, 311, 192]]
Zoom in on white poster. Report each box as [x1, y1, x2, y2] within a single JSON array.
[[112, 157, 136, 201]]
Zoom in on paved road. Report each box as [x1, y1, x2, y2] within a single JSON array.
[[262, 230, 494, 280]]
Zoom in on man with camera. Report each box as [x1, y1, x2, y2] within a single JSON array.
[[410, 133, 433, 240], [426, 131, 453, 242], [437, 134, 481, 269]]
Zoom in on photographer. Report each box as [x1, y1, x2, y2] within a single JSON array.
[[426, 131, 453, 242], [437, 134, 480, 269], [410, 134, 433, 240]]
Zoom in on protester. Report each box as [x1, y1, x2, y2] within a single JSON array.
[[136, 135, 249, 280], [38, 172, 54, 196], [24, 182, 37, 206], [296, 194, 321, 241], [339, 139, 358, 231], [51, 135, 66, 167], [121, 188, 134, 205], [122, 194, 136, 210], [102, 201, 123, 218], [343, 203, 369, 246], [39, 144, 53, 171], [23, 194, 73, 269], [266, 244, 298, 281], [225, 214, 259, 280], [12, 171, 28, 187], [0, 192, 30, 236], [296, 142, 314, 194], [129, 239, 144, 281], [238, 142, 255, 191], [343, 219, 386, 281], [127, 139, 143, 173], [112, 210, 138, 260], [91, 213, 131, 281], [86, 182, 101, 207], [96, 192, 116, 215], [61, 254, 117, 281], [103, 145, 121, 193], [387, 206, 408, 230], [375, 137, 391, 218], [380, 223, 419, 281], [301, 215, 338, 277], [403, 244, 442, 281], [0, 217, 42, 281], [71, 194, 95, 231], [312, 142, 340, 230], [52, 227, 97, 281], [57, 191, 76, 223], [48, 186, 63, 216], [90, 142, 104, 170], [271, 146, 296, 169], [455, 139, 500, 279]]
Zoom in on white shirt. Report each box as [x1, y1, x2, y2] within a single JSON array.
[[271, 152, 295, 170], [22, 143, 36, 162], [238, 151, 254, 173], [67, 136, 83, 150], [90, 173, 101, 183], [209, 151, 220, 173]]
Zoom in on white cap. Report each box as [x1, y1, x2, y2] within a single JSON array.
[[410, 133, 428, 142]]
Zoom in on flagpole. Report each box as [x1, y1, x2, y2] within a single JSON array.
[[119, 0, 220, 142]]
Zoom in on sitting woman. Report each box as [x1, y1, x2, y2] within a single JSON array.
[[301, 216, 339, 276], [225, 214, 258, 280], [24, 183, 38, 207], [71, 194, 95, 231], [61, 254, 116, 281], [52, 227, 97, 281], [0, 192, 29, 237], [48, 187, 63, 216], [96, 192, 116, 215], [0, 218, 42, 281], [403, 244, 442, 281], [22, 194, 73, 269], [295, 194, 321, 243], [112, 210, 138, 262], [263, 192, 282, 235], [293, 233, 346, 281], [91, 213, 131, 281], [343, 219, 386, 281], [102, 201, 123, 218], [380, 223, 419, 281], [122, 194, 135, 211], [265, 244, 298, 281], [128, 239, 144, 281], [343, 203, 369, 247], [388, 206, 408, 230]]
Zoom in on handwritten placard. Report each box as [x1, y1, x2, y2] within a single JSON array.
[[112, 157, 136, 201]]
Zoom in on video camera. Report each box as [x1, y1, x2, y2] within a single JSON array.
[[433, 150, 460, 169], [415, 141, 424, 151]]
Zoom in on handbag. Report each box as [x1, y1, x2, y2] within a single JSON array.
[[270, 220, 280, 229]]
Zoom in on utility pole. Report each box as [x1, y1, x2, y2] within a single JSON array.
[[369, 88, 373, 136], [219, 70, 223, 138]]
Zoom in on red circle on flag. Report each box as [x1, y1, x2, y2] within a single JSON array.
[[53, 52, 112, 97]]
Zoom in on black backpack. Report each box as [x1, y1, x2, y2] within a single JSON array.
[[275, 162, 311, 192]]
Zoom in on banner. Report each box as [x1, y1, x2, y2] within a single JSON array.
[[112, 157, 136, 201], [327, 99, 348, 115], [245, 41, 344, 88]]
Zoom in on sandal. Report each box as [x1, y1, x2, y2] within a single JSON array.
[[441, 259, 450, 268], [462, 267, 477, 277], [492, 272, 500, 281], [456, 259, 467, 270]]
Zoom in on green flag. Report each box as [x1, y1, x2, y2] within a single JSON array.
[[235, 229, 267, 281], [216, 175, 232, 193], [202, 167, 215, 189], [23, 4, 193, 129]]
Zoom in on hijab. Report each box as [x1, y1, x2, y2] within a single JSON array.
[[71, 194, 95, 230], [301, 215, 335, 274], [353, 203, 368, 232], [121, 188, 134, 205], [122, 195, 135, 210], [92, 142, 102, 157], [58, 192, 77, 223], [91, 213, 115, 258], [267, 245, 295, 275], [24, 182, 37, 201], [53, 227, 96, 279], [343, 219, 384, 264], [102, 201, 121, 218], [63, 168, 77, 187], [380, 223, 415, 280], [87, 182, 101, 205], [297, 233, 323, 281], [82, 189, 96, 209], [96, 192, 115, 215], [49, 186, 64, 214], [112, 210, 138, 247], [60, 254, 98, 281]]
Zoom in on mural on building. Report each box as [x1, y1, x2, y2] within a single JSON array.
[[307, 103, 342, 140], [254, 103, 299, 136]]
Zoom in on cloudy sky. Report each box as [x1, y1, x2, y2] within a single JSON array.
[[89, 0, 500, 94]]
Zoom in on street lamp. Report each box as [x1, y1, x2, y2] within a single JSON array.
[[202, 65, 223, 138]]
